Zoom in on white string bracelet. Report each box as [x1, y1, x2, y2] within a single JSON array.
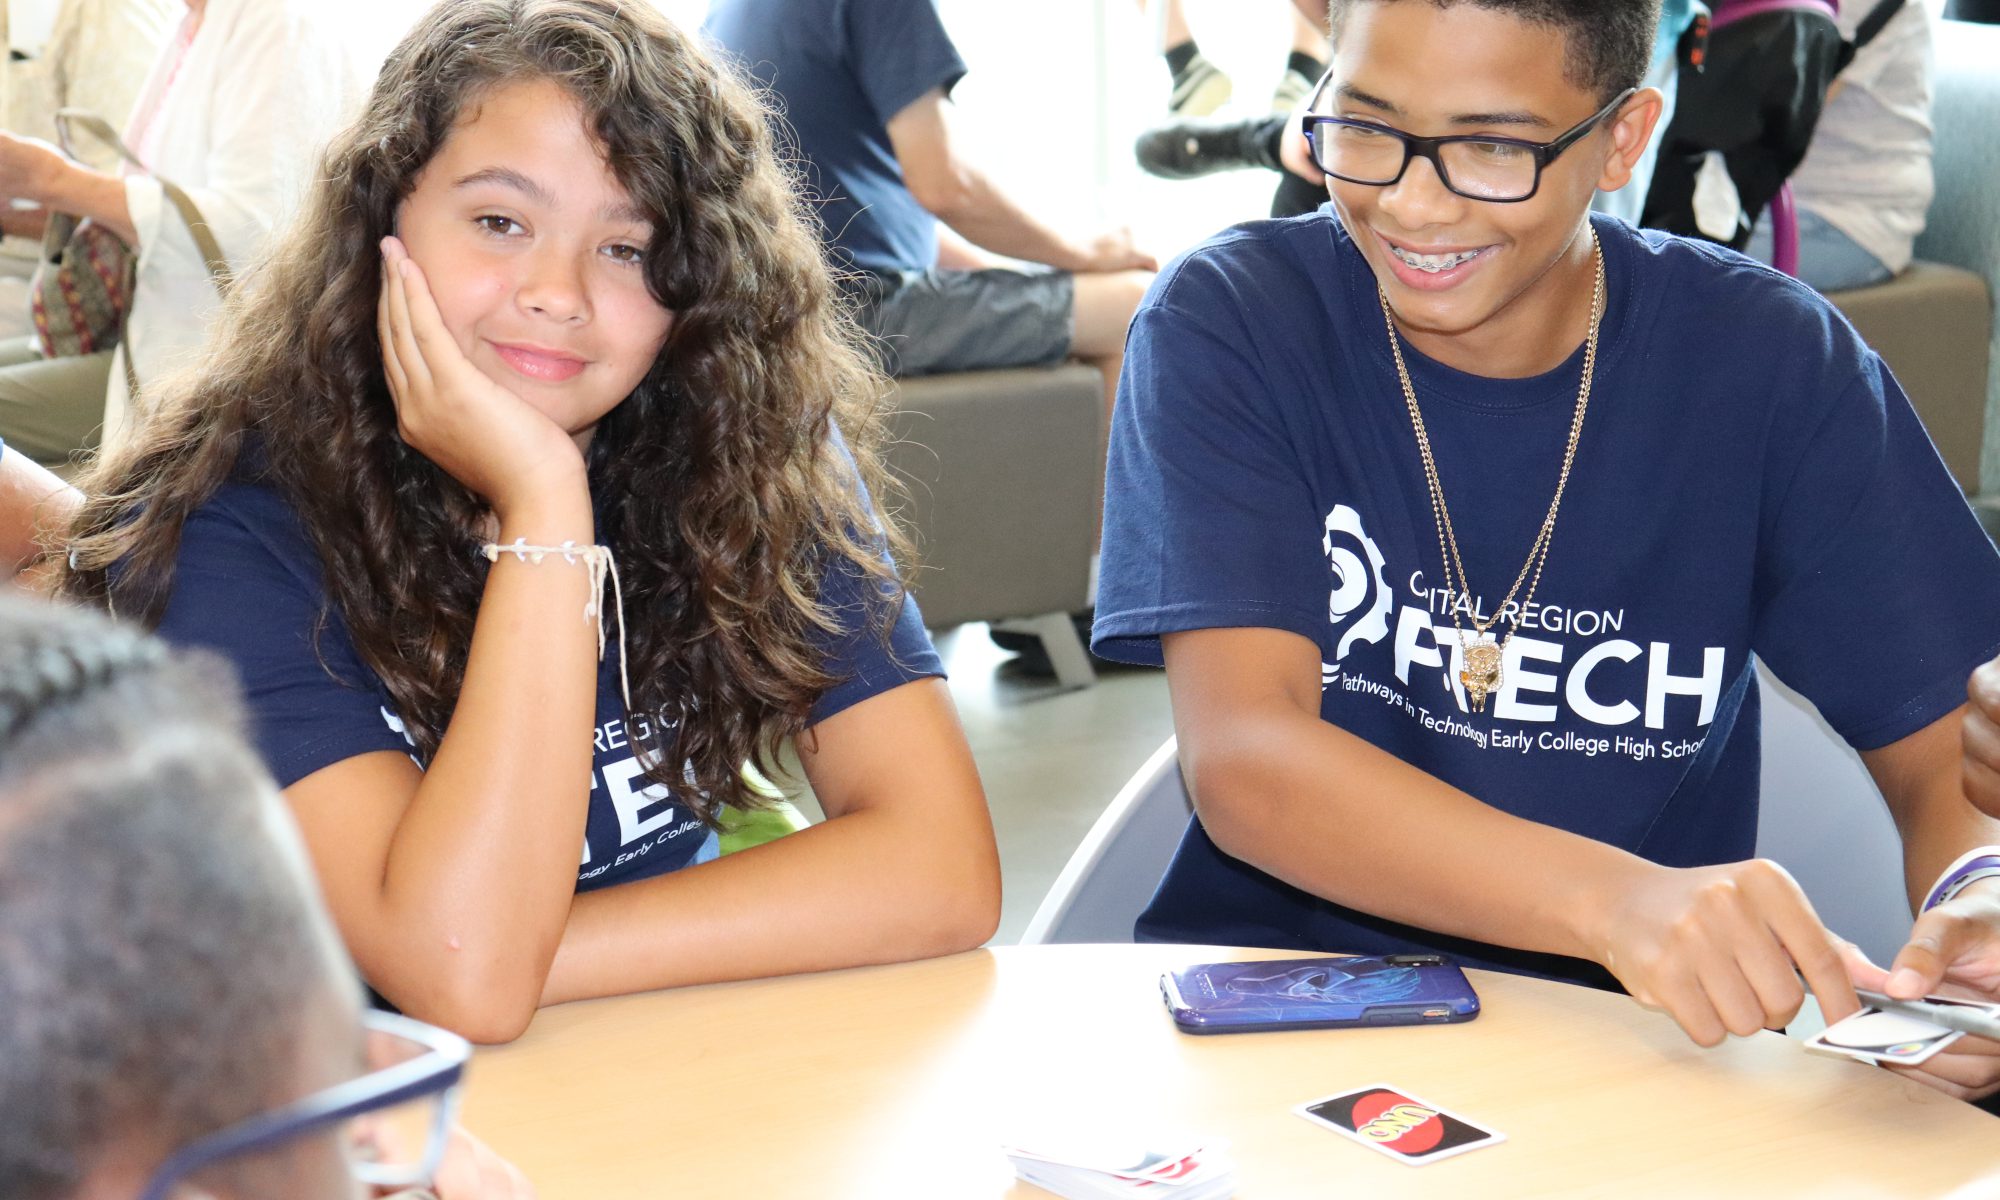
[[478, 538, 631, 713]]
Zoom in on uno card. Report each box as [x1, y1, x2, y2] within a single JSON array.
[[1295, 1084, 1504, 1166], [1804, 997, 2000, 1066]]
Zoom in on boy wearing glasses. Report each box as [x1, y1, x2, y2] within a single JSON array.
[[0, 599, 529, 1198], [1093, 0, 2000, 1103]]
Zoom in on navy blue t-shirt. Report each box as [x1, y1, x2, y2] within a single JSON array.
[[154, 454, 942, 895], [1094, 210, 2000, 987], [704, 0, 965, 275]]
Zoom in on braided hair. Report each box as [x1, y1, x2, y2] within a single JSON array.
[[0, 615, 164, 747]]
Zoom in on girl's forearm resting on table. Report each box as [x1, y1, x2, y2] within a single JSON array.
[[540, 677, 1002, 1004], [539, 798, 1000, 1004]]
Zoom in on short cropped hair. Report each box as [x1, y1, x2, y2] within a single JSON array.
[[0, 600, 354, 1199], [1328, 0, 1663, 104]]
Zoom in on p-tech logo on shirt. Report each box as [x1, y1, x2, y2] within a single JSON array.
[[1315, 504, 1726, 763]]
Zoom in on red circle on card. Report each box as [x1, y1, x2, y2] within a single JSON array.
[[1353, 1090, 1445, 1155]]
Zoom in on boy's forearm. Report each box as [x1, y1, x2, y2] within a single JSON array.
[[1182, 699, 1646, 966]]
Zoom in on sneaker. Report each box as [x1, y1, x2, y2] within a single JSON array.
[[1168, 54, 1232, 117], [1134, 114, 1283, 181]]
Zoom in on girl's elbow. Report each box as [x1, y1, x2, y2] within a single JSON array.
[[917, 841, 1002, 954], [379, 963, 544, 1045]]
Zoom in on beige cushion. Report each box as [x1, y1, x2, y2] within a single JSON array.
[[1827, 261, 1991, 491]]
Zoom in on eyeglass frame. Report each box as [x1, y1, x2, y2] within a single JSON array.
[[1298, 71, 1638, 203], [137, 1009, 470, 1200]]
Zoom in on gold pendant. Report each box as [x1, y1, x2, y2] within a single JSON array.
[[1461, 634, 1501, 714]]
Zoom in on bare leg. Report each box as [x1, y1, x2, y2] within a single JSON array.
[[1136, 0, 1195, 51], [1070, 269, 1154, 427], [1290, 3, 1329, 50]]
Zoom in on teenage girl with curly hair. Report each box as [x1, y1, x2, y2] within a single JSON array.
[[61, 0, 1000, 1043]]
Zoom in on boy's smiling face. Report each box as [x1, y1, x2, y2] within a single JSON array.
[[1322, 2, 1661, 377]]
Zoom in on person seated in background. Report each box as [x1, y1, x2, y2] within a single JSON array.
[[0, 597, 531, 1199], [62, 0, 1000, 1045], [1132, 0, 1332, 220], [703, 0, 1156, 427], [0, 0, 177, 344], [1092, 0, 2000, 1104], [0, 0, 369, 467], [0, 437, 75, 583], [1741, 1, 1933, 292]]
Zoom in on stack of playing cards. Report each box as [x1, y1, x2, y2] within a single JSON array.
[[1001, 1138, 1235, 1199], [1804, 995, 2000, 1066]]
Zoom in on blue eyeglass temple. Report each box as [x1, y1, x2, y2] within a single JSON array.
[[137, 1011, 470, 1200]]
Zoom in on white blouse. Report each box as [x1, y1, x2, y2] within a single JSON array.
[[108, 0, 369, 447]]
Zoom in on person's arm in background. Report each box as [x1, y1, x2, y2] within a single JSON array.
[[886, 88, 1156, 274], [935, 224, 997, 271], [0, 444, 80, 587], [0, 135, 135, 243]]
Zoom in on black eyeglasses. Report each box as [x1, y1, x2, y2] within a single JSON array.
[[138, 1011, 470, 1200], [1299, 72, 1636, 203]]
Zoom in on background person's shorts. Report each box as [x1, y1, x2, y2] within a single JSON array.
[[849, 266, 1074, 377]]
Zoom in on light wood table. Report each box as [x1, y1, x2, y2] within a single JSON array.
[[461, 944, 2000, 1198]]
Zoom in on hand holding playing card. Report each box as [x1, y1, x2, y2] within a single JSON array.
[[1590, 858, 1860, 1047], [1840, 884, 2000, 1101]]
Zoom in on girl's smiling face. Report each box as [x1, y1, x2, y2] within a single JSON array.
[[393, 77, 673, 450]]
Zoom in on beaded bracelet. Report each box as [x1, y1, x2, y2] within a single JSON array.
[[478, 538, 630, 712], [1921, 846, 2000, 912]]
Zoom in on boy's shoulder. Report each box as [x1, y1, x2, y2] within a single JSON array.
[[1149, 209, 1341, 313], [1599, 218, 1872, 373], [1139, 213, 1876, 390]]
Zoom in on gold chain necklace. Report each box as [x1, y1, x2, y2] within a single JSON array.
[[1378, 228, 1605, 714]]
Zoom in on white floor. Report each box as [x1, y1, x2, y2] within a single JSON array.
[[932, 625, 1176, 945]]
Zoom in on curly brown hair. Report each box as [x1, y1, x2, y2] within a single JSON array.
[[60, 0, 909, 820]]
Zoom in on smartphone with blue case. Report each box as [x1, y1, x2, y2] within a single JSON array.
[[1160, 954, 1480, 1034]]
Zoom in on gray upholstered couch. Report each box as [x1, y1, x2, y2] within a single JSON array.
[[1824, 17, 2000, 494], [880, 363, 1104, 686]]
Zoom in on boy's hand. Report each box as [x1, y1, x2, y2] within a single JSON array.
[[1592, 858, 1859, 1046], [1845, 881, 2000, 1101], [1280, 101, 1324, 186], [428, 1124, 537, 1199], [1962, 656, 2000, 818], [377, 236, 586, 521]]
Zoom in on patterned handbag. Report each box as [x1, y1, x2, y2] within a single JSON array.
[[28, 109, 231, 382], [29, 111, 137, 358]]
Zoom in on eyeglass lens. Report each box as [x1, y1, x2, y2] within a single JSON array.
[[1311, 125, 1540, 200], [345, 1027, 456, 1188]]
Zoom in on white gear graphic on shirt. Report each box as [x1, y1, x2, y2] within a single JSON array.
[[1322, 504, 1392, 663]]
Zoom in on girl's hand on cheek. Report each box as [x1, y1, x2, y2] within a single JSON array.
[[378, 236, 586, 520]]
